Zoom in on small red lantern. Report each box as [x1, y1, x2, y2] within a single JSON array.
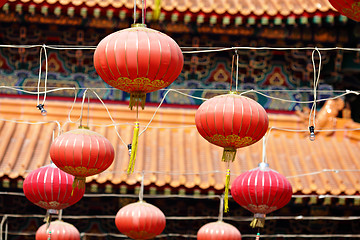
[[94, 24, 184, 109], [329, 0, 360, 22], [50, 128, 115, 189], [195, 93, 269, 211], [197, 221, 242, 240], [23, 164, 85, 221], [0, 1, 6, 8], [115, 201, 166, 239], [231, 162, 293, 228], [36, 220, 80, 240]]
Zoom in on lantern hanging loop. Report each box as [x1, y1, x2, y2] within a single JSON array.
[[36, 45, 49, 116], [218, 195, 224, 222], [139, 171, 145, 202], [133, 0, 136, 24], [79, 88, 90, 129], [308, 47, 322, 130], [58, 210, 63, 221], [229, 54, 235, 92], [235, 50, 239, 92], [261, 136, 267, 163]]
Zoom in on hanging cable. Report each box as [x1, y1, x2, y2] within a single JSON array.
[[235, 50, 239, 92], [133, 0, 137, 24]]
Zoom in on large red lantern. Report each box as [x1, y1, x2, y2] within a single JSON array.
[[328, 0, 360, 22], [36, 220, 80, 240], [195, 93, 269, 211], [50, 128, 114, 189], [231, 162, 293, 228], [23, 164, 85, 221], [94, 24, 184, 173], [115, 201, 166, 239], [197, 221, 242, 240], [94, 24, 183, 109]]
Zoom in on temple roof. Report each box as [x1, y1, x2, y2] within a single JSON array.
[[0, 97, 359, 195], [8, 0, 336, 17]]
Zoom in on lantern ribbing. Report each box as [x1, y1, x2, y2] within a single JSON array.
[[195, 93, 269, 212]]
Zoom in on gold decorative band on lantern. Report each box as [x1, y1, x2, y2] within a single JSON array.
[[131, 23, 147, 28], [222, 148, 237, 162], [129, 92, 146, 110], [78, 125, 90, 130], [250, 213, 266, 228], [71, 176, 86, 195], [127, 122, 140, 174]]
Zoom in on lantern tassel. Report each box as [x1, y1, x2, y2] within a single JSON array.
[[71, 176, 86, 195], [127, 122, 140, 174], [256, 232, 260, 240], [222, 148, 236, 162], [44, 211, 52, 227], [224, 168, 230, 213], [129, 93, 146, 110], [250, 213, 266, 228]]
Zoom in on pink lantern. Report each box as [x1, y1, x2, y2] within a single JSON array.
[[197, 221, 242, 240], [115, 201, 166, 239], [36, 220, 80, 240], [231, 162, 293, 228], [23, 164, 85, 211]]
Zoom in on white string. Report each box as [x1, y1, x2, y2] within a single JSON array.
[[235, 51, 239, 92], [0, 44, 360, 53], [139, 171, 144, 201], [79, 88, 89, 127], [138, 89, 172, 137], [89, 89, 128, 148], [218, 195, 224, 221], [308, 48, 322, 129], [133, 0, 136, 24]]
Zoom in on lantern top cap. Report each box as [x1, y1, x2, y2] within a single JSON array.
[[258, 162, 269, 170], [131, 23, 147, 28]]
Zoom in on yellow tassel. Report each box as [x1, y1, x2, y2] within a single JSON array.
[[153, 0, 161, 20], [224, 168, 230, 213], [222, 148, 237, 162], [129, 93, 146, 110], [127, 122, 140, 174], [71, 176, 86, 196], [250, 215, 265, 228]]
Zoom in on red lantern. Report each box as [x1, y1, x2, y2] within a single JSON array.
[[197, 221, 242, 240], [0, 1, 6, 8], [36, 220, 80, 240], [94, 25, 183, 173], [50, 128, 115, 189], [94, 24, 184, 110], [23, 164, 85, 221], [115, 201, 166, 239], [328, 0, 360, 22], [195, 93, 269, 211], [231, 162, 293, 228]]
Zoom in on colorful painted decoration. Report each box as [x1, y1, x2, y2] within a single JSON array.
[[93, 24, 184, 110], [36, 220, 80, 240], [115, 201, 166, 239], [328, 0, 360, 22], [231, 162, 293, 228], [94, 24, 184, 173], [195, 93, 269, 211], [50, 128, 115, 189], [23, 164, 85, 221], [197, 221, 242, 240]]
